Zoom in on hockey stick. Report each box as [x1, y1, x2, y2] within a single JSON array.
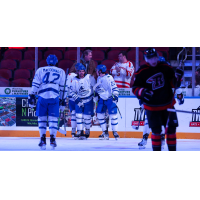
[[167, 108, 200, 115], [57, 68, 69, 136], [112, 94, 122, 119], [132, 108, 144, 130]]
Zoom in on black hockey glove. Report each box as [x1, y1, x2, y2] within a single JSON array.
[[59, 99, 67, 106], [141, 89, 153, 101], [177, 92, 184, 105], [175, 68, 184, 80], [28, 94, 36, 108]]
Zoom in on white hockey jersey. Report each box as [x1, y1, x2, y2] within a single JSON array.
[[70, 74, 96, 103], [31, 66, 66, 99], [95, 74, 119, 100], [110, 61, 134, 88], [66, 72, 77, 101]]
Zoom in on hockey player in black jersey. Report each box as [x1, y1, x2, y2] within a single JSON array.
[[132, 48, 184, 151]]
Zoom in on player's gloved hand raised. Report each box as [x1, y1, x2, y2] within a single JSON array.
[[141, 89, 153, 101], [177, 92, 184, 105], [175, 68, 184, 80], [112, 95, 118, 103], [28, 94, 36, 108]]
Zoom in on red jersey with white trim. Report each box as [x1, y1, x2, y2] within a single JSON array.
[[110, 61, 134, 88]]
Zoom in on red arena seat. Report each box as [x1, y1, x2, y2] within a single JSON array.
[[58, 60, 74, 71], [107, 50, 121, 61], [91, 47, 110, 51], [127, 50, 144, 61], [111, 47, 129, 51], [101, 60, 116, 71], [48, 47, 66, 53], [14, 69, 31, 80], [4, 49, 22, 61], [0, 78, 10, 86], [0, 69, 12, 80], [24, 50, 42, 61], [39, 60, 47, 68], [64, 50, 82, 61], [0, 59, 17, 70], [28, 47, 46, 51], [44, 50, 63, 61], [92, 50, 105, 61], [139, 60, 147, 66], [19, 60, 35, 70], [11, 79, 30, 87]]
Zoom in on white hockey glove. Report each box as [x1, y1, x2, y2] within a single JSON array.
[[28, 94, 36, 108]]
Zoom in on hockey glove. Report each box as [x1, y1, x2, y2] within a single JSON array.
[[59, 99, 66, 112], [112, 95, 118, 103], [175, 68, 184, 80], [28, 94, 36, 108], [141, 89, 153, 101], [75, 97, 84, 107], [177, 92, 184, 105]]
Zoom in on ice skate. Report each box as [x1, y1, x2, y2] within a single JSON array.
[[138, 133, 149, 149], [161, 134, 165, 149], [50, 135, 57, 150], [113, 131, 119, 140], [71, 128, 76, 139], [74, 130, 81, 140], [79, 130, 86, 140], [99, 132, 105, 140], [38, 134, 46, 150], [105, 131, 109, 140], [85, 129, 90, 139]]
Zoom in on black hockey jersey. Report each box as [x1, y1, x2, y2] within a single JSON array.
[[132, 62, 181, 111]]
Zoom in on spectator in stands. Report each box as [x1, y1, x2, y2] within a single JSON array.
[[110, 51, 134, 88], [195, 67, 200, 87], [69, 49, 97, 78]]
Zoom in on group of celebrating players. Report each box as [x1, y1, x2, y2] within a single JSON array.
[[28, 47, 184, 151]]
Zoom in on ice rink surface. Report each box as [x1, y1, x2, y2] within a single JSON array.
[[0, 137, 200, 151]]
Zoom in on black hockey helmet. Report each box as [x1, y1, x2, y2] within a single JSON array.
[[144, 48, 158, 59]]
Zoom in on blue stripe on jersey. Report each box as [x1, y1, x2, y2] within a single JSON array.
[[111, 122, 118, 125], [39, 127, 47, 129], [81, 94, 93, 100], [49, 127, 58, 130], [32, 84, 40, 88], [33, 82, 40, 86], [38, 88, 59, 95]]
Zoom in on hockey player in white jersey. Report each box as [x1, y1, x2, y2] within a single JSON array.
[[110, 51, 134, 88], [28, 55, 67, 150], [94, 65, 120, 140], [66, 63, 80, 138], [70, 64, 96, 139]]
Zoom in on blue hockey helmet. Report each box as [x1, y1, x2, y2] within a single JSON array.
[[76, 63, 86, 71], [75, 63, 85, 71], [46, 54, 58, 66], [96, 65, 107, 73], [158, 56, 166, 62]]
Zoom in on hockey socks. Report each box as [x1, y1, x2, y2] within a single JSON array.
[[151, 133, 161, 151], [166, 133, 176, 151]]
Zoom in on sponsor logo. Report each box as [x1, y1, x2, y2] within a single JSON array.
[[4, 88, 11, 94], [131, 108, 145, 126], [189, 106, 200, 127]]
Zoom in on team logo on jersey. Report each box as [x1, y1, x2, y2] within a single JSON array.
[[79, 86, 89, 96], [96, 85, 105, 94], [146, 72, 165, 90], [189, 106, 200, 127]]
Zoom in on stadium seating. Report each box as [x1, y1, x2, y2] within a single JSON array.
[[67, 47, 86, 50], [127, 50, 144, 61], [111, 47, 130, 51], [11, 79, 30, 87], [64, 50, 82, 61], [4, 49, 22, 61], [44, 50, 63, 61], [19, 60, 35, 70], [91, 47, 110, 51], [0, 59, 17, 70], [14, 69, 31, 80], [92, 50, 105, 61], [58, 60, 74, 71], [39, 60, 47, 67], [107, 50, 121, 61], [101, 60, 116, 71], [0, 78, 10, 86], [0, 69, 12, 80], [28, 47, 46, 51], [48, 47, 66, 53], [24, 50, 42, 61]]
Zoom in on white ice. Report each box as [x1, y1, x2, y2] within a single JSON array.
[[0, 137, 200, 151]]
